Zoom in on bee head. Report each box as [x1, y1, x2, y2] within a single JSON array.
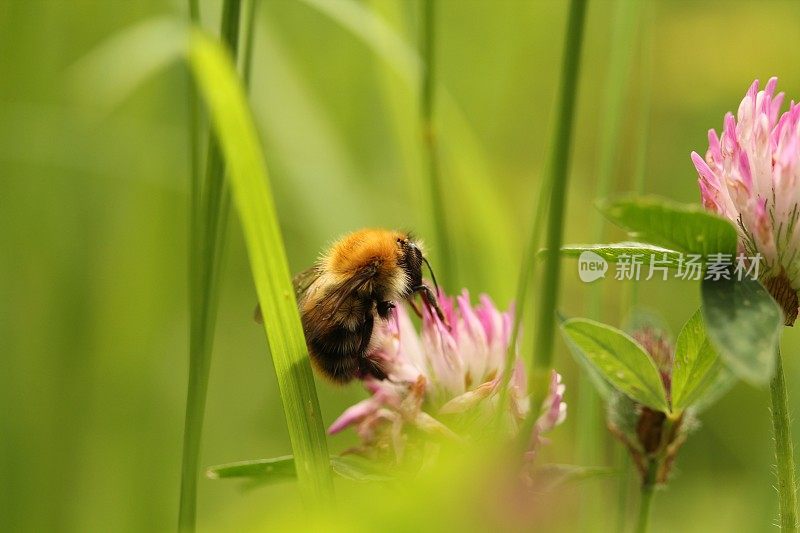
[[396, 234, 441, 299], [396, 235, 423, 293]]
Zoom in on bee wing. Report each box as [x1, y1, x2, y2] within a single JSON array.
[[253, 265, 322, 324], [292, 265, 322, 300], [317, 262, 380, 319]]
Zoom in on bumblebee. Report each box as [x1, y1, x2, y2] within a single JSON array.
[[257, 228, 443, 383]]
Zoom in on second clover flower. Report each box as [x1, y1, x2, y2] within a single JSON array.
[[691, 77, 800, 324]]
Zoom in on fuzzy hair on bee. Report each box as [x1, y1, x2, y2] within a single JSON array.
[[255, 228, 444, 384]]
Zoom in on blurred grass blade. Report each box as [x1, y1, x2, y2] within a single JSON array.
[[298, 0, 516, 296], [68, 17, 188, 111], [181, 1, 244, 532], [253, 23, 377, 237], [528, 0, 588, 418], [561, 318, 670, 413], [300, 0, 418, 79], [186, 27, 334, 502], [533, 464, 616, 492], [207, 455, 393, 483], [578, 4, 639, 525]]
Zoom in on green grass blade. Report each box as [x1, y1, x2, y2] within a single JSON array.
[[207, 456, 298, 482], [207, 455, 393, 484], [419, 0, 453, 287], [180, 2, 242, 532], [528, 0, 588, 415], [186, 26, 334, 503]]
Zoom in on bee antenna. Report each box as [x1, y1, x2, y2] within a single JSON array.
[[421, 256, 441, 297]]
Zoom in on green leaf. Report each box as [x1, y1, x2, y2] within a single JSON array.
[[671, 309, 733, 411], [560, 242, 684, 268], [207, 456, 393, 483], [185, 28, 335, 501], [597, 195, 738, 256], [560, 318, 670, 412], [207, 456, 297, 483], [691, 368, 737, 413], [559, 315, 614, 401], [701, 277, 783, 385]]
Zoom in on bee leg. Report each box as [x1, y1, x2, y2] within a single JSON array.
[[360, 357, 388, 380], [356, 313, 387, 380], [413, 285, 448, 326], [406, 298, 423, 318]]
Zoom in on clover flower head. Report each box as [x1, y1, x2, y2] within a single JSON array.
[[691, 77, 800, 323], [328, 290, 566, 467]]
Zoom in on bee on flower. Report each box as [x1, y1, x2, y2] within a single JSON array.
[[328, 290, 566, 469]]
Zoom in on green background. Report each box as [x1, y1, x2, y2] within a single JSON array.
[[3, 0, 800, 531]]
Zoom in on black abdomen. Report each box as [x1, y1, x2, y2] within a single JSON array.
[[304, 313, 386, 383]]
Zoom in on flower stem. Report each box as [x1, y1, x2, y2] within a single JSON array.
[[420, 0, 452, 288], [770, 346, 798, 532], [615, 447, 632, 533], [635, 461, 657, 533], [528, 0, 587, 410], [179, 1, 244, 532]]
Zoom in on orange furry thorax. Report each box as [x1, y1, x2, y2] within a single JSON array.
[[324, 228, 407, 276]]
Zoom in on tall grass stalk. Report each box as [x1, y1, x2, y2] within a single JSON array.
[[240, 0, 258, 85], [495, 160, 551, 427], [627, 0, 653, 308], [179, 1, 244, 531], [577, 0, 639, 527], [187, 0, 201, 310], [771, 347, 798, 531], [186, 23, 335, 506], [527, 0, 588, 414], [618, 4, 653, 531], [420, 0, 452, 287]]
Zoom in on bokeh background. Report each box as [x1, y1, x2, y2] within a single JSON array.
[[3, 0, 800, 531]]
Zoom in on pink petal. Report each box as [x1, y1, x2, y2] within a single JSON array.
[[328, 398, 378, 434], [439, 380, 498, 414]]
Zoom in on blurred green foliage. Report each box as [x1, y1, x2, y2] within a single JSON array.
[[3, 1, 800, 531]]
